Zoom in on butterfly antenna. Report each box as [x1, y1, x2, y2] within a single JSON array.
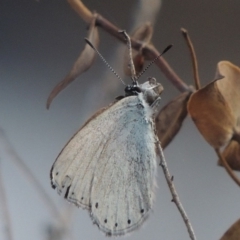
[[85, 38, 126, 86], [136, 44, 173, 80], [119, 30, 137, 83]]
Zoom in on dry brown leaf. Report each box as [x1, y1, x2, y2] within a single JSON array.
[[156, 91, 192, 149], [131, 22, 153, 43], [124, 22, 153, 76], [187, 61, 240, 148], [220, 219, 240, 240], [218, 140, 240, 171], [46, 17, 99, 109]]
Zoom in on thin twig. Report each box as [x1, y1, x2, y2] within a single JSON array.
[[215, 148, 240, 187], [158, 144, 197, 240], [67, 0, 190, 93], [181, 28, 201, 90], [67, 0, 93, 23], [119, 30, 136, 80], [0, 159, 13, 240]]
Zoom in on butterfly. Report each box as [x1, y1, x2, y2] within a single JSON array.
[[50, 32, 171, 236]]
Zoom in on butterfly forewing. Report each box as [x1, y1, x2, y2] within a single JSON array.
[[51, 94, 158, 236]]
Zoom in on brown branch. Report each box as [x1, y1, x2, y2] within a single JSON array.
[[215, 148, 240, 187], [67, 0, 93, 23], [158, 144, 197, 240], [67, 0, 190, 93], [181, 28, 201, 90], [0, 160, 13, 240]]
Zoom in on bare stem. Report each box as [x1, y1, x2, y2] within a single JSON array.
[[0, 160, 13, 240], [67, 0, 93, 23], [119, 30, 136, 80], [181, 28, 200, 90], [215, 148, 240, 187], [158, 144, 197, 240], [67, 0, 191, 93]]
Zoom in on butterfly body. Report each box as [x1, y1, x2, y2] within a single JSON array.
[[51, 78, 163, 236]]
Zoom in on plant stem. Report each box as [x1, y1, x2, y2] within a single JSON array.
[[158, 144, 197, 240], [181, 28, 201, 90]]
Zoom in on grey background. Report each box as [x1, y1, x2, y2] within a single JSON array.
[[1, 0, 240, 239]]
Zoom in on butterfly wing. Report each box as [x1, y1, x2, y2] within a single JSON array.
[[51, 95, 158, 236]]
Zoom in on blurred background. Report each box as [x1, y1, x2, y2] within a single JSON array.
[[1, 0, 240, 239]]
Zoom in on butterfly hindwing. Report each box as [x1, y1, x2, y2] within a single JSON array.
[[51, 94, 158, 236]]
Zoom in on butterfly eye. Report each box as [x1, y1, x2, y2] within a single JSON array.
[[134, 86, 142, 93], [124, 85, 142, 96]]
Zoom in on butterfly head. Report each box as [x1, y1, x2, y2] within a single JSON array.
[[125, 77, 163, 105], [124, 82, 142, 96]]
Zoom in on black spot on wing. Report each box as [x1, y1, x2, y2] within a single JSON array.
[[50, 165, 55, 189], [64, 185, 71, 199]]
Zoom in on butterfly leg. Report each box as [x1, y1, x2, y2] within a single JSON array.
[[150, 97, 162, 117]]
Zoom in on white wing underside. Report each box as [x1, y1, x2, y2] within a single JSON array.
[[51, 95, 158, 236]]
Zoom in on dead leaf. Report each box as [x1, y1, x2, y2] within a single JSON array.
[[46, 16, 99, 109], [218, 140, 240, 171], [187, 61, 240, 148], [131, 22, 153, 43], [220, 219, 240, 240], [124, 22, 153, 76], [156, 91, 192, 149]]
